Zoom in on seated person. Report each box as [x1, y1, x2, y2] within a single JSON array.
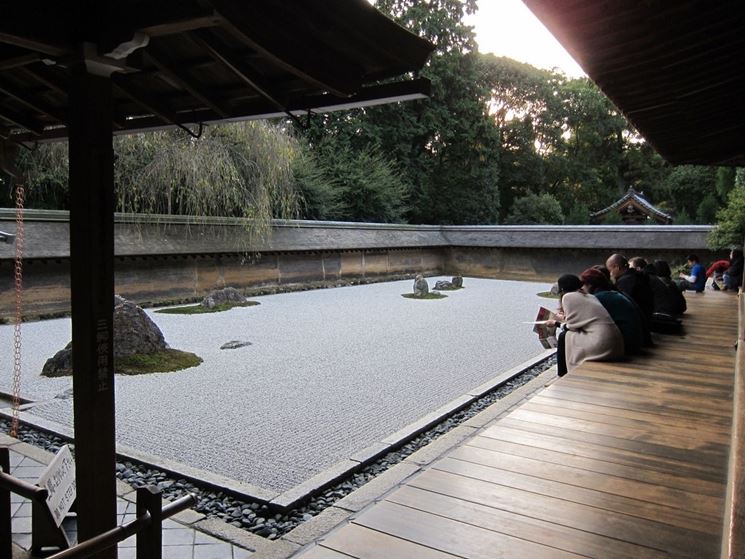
[[606, 253, 654, 344], [653, 260, 687, 314], [580, 267, 644, 355], [552, 274, 624, 377], [677, 254, 706, 292], [706, 257, 730, 290], [724, 249, 744, 291], [631, 257, 684, 326]]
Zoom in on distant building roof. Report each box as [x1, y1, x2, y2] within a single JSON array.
[[591, 188, 673, 224]]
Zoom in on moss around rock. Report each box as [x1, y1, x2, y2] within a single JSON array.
[[42, 348, 203, 377], [537, 291, 560, 299], [401, 292, 448, 300], [116, 349, 203, 375], [156, 301, 259, 314]]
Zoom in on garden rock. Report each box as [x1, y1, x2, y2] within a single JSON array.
[[42, 295, 168, 377], [201, 287, 247, 309], [413, 275, 429, 297], [220, 340, 252, 350]]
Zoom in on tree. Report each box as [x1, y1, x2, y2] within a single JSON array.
[[652, 165, 716, 219], [565, 202, 590, 224], [709, 185, 745, 249], [294, 0, 501, 225], [695, 193, 719, 224], [505, 192, 564, 224], [310, 142, 410, 223], [11, 142, 69, 209], [16, 122, 302, 248]]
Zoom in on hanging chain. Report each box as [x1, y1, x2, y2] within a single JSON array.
[[11, 184, 25, 437]]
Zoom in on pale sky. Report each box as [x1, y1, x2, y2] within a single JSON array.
[[465, 0, 585, 77]]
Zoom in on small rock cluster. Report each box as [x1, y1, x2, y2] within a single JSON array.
[[434, 276, 463, 290], [3, 355, 553, 539]]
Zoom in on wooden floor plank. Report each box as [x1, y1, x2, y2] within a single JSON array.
[[409, 468, 718, 559], [387, 485, 668, 559], [432, 456, 721, 533], [535, 386, 732, 427], [354, 500, 586, 558], [480, 424, 727, 483], [316, 523, 460, 559], [466, 434, 725, 497], [496, 416, 728, 467], [544, 383, 732, 419], [508, 407, 729, 449], [525, 391, 732, 437], [447, 444, 724, 516]]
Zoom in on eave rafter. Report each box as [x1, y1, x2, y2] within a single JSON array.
[[0, 75, 65, 124], [191, 30, 297, 122], [144, 50, 228, 118]]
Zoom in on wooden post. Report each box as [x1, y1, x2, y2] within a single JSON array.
[[68, 59, 117, 558], [136, 487, 162, 559], [0, 448, 11, 559]]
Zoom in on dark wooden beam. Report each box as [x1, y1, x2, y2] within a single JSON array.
[[0, 52, 41, 71], [0, 32, 69, 58], [139, 12, 223, 37], [191, 31, 292, 117], [144, 51, 228, 117], [20, 66, 67, 96], [68, 62, 117, 559], [112, 77, 183, 127], [0, 105, 43, 135], [0, 77, 64, 123]]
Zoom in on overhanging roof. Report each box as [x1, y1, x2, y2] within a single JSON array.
[[523, 0, 745, 166], [0, 0, 434, 143]]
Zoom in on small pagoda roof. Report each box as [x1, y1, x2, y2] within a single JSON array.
[[590, 188, 673, 224]]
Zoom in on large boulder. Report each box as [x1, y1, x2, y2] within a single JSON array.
[[201, 287, 247, 309], [42, 296, 168, 377], [413, 274, 429, 297]]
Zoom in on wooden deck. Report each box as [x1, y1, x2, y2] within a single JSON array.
[[297, 292, 738, 559]]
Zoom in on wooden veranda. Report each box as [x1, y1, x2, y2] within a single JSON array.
[[295, 292, 739, 558]]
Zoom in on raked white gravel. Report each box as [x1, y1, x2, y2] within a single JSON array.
[[0, 277, 552, 493]]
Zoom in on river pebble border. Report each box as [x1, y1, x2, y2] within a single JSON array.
[[0, 354, 554, 540]]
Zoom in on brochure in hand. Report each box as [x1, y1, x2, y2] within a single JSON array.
[[530, 306, 558, 349]]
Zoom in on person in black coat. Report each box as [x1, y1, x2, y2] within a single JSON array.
[[606, 254, 654, 345], [652, 260, 687, 315], [606, 254, 654, 320], [725, 249, 744, 291]]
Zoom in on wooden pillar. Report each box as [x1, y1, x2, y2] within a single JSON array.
[[68, 60, 117, 558]]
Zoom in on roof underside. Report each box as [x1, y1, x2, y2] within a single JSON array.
[[523, 0, 745, 166], [0, 0, 433, 143]]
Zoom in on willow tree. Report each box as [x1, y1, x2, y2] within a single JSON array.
[[15, 121, 301, 248]]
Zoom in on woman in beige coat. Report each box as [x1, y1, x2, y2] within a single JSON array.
[[555, 274, 624, 376]]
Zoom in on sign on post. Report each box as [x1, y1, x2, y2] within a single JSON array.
[[37, 445, 76, 526]]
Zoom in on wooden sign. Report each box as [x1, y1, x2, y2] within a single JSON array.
[[37, 445, 76, 526]]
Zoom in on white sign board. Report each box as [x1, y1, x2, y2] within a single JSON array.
[[37, 445, 76, 526]]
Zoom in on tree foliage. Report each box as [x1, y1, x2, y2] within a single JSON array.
[[8, 0, 742, 231], [709, 186, 745, 249], [505, 192, 564, 224]]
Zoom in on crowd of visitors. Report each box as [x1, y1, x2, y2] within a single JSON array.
[[549, 250, 741, 377]]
